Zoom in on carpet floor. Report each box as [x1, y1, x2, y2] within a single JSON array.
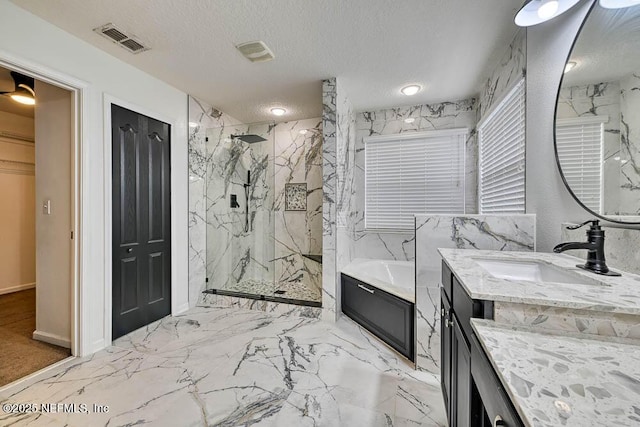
[[0, 288, 70, 387]]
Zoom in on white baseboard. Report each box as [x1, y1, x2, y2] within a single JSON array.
[[33, 330, 71, 349], [173, 302, 190, 315], [0, 282, 36, 295]]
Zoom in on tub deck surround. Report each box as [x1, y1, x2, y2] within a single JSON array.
[[438, 249, 640, 315], [0, 306, 447, 426], [341, 258, 415, 302], [414, 214, 536, 374], [471, 319, 640, 427]]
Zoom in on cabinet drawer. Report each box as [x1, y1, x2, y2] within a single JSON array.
[[341, 274, 414, 361], [471, 333, 524, 427]]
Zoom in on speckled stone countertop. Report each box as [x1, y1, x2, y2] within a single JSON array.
[[438, 249, 640, 315], [471, 319, 640, 427]]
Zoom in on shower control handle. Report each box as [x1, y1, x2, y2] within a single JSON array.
[[357, 284, 375, 294]]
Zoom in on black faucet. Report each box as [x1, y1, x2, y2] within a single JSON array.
[[553, 220, 620, 276]]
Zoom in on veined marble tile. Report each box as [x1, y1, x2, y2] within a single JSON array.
[[198, 293, 321, 318], [478, 28, 526, 119], [3, 307, 446, 427], [414, 214, 535, 373]]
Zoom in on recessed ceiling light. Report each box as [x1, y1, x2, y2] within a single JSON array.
[[299, 129, 308, 135], [515, 0, 581, 27], [271, 107, 286, 116], [599, 0, 640, 8], [189, 122, 198, 128], [404, 118, 416, 124], [564, 61, 577, 73], [401, 85, 421, 96]]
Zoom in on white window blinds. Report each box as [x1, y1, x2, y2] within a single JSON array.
[[364, 129, 467, 230], [478, 78, 526, 214], [556, 116, 606, 214]]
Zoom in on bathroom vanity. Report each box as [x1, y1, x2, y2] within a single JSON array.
[[439, 249, 640, 427]]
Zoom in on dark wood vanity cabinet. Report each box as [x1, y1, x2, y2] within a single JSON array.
[[440, 261, 523, 427]]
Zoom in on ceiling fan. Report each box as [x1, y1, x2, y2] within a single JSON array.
[[0, 71, 36, 105]]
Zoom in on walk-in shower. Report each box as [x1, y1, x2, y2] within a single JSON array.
[[201, 120, 323, 307]]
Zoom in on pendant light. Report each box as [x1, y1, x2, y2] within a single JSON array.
[[515, 0, 582, 26], [0, 72, 36, 105]]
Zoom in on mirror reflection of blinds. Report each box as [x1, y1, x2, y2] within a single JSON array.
[[364, 129, 467, 230], [556, 116, 606, 215], [478, 78, 526, 214]]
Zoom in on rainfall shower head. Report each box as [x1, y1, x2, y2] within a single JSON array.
[[230, 134, 267, 144]]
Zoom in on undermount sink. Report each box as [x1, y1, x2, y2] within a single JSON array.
[[473, 258, 602, 286]]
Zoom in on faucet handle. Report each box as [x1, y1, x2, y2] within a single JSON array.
[[566, 219, 600, 230]]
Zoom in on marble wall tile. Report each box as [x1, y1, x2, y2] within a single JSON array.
[[334, 98, 479, 274], [188, 96, 242, 308], [619, 73, 640, 215], [477, 29, 526, 119], [561, 222, 640, 275], [414, 214, 536, 373], [322, 78, 338, 321], [274, 119, 323, 297], [198, 293, 322, 318], [493, 301, 640, 340]]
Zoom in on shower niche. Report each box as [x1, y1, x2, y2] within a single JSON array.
[[201, 119, 323, 307]]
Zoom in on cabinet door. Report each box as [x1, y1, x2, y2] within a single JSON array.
[[440, 291, 452, 423], [452, 315, 471, 427]]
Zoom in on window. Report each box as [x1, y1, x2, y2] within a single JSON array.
[[555, 116, 606, 214], [478, 78, 526, 213], [364, 129, 467, 230]]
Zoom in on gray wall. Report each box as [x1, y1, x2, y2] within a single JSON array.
[[525, 0, 596, 252]]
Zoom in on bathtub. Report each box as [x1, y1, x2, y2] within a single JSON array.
[[340, 258, 415, 302], [340, 258, 416, 361]]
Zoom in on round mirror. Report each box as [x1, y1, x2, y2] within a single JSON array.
[[554, 3, 640, 224]]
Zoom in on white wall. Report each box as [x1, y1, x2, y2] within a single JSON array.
[[0, 113, 35, 294], [33, 81, 72, 348], [0, 0, 189, 355], [525, 0, 595, 251]]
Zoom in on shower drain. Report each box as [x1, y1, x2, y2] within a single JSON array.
[[274, 290, 286, 295]]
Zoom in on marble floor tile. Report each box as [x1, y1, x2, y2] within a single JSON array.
[[2, 307, 446, 427]]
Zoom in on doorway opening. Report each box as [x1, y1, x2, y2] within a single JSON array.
[[0, 64, 75, 387]]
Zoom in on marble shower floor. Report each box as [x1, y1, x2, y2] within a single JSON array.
[[212, 278, 322, 304], [0, 307, 445, 426]]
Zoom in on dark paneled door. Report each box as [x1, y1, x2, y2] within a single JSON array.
[[112, 104, 171, 340]]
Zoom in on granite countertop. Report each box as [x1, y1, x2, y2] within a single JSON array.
[[471, 319, 640, 427], [438, 249, 640, 315]]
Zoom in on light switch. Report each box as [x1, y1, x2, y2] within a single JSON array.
[[43, 199, 51, 215]]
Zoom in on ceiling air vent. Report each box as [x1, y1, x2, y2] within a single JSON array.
[[236, 41, 275, 63], [93, 23, 150, 54]]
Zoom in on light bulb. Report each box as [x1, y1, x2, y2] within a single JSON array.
[[401, 85, 421, 96], [538, 0, 559, 19], [564, 61, 577, 73], [10, 93, 35, 105]]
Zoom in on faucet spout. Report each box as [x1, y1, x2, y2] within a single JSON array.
[[553, 220, 620, 276], [553, 242, 595, 253]]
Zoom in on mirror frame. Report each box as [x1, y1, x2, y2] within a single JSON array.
[[552, 1, 640, 225]]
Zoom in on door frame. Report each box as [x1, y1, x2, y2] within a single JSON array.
[[103, 94, 183, 345], [0, 50, 86, 357]]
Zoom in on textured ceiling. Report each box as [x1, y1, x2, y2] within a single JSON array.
[[12, 0, 523, 123], [563, 5, 640, 87]]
